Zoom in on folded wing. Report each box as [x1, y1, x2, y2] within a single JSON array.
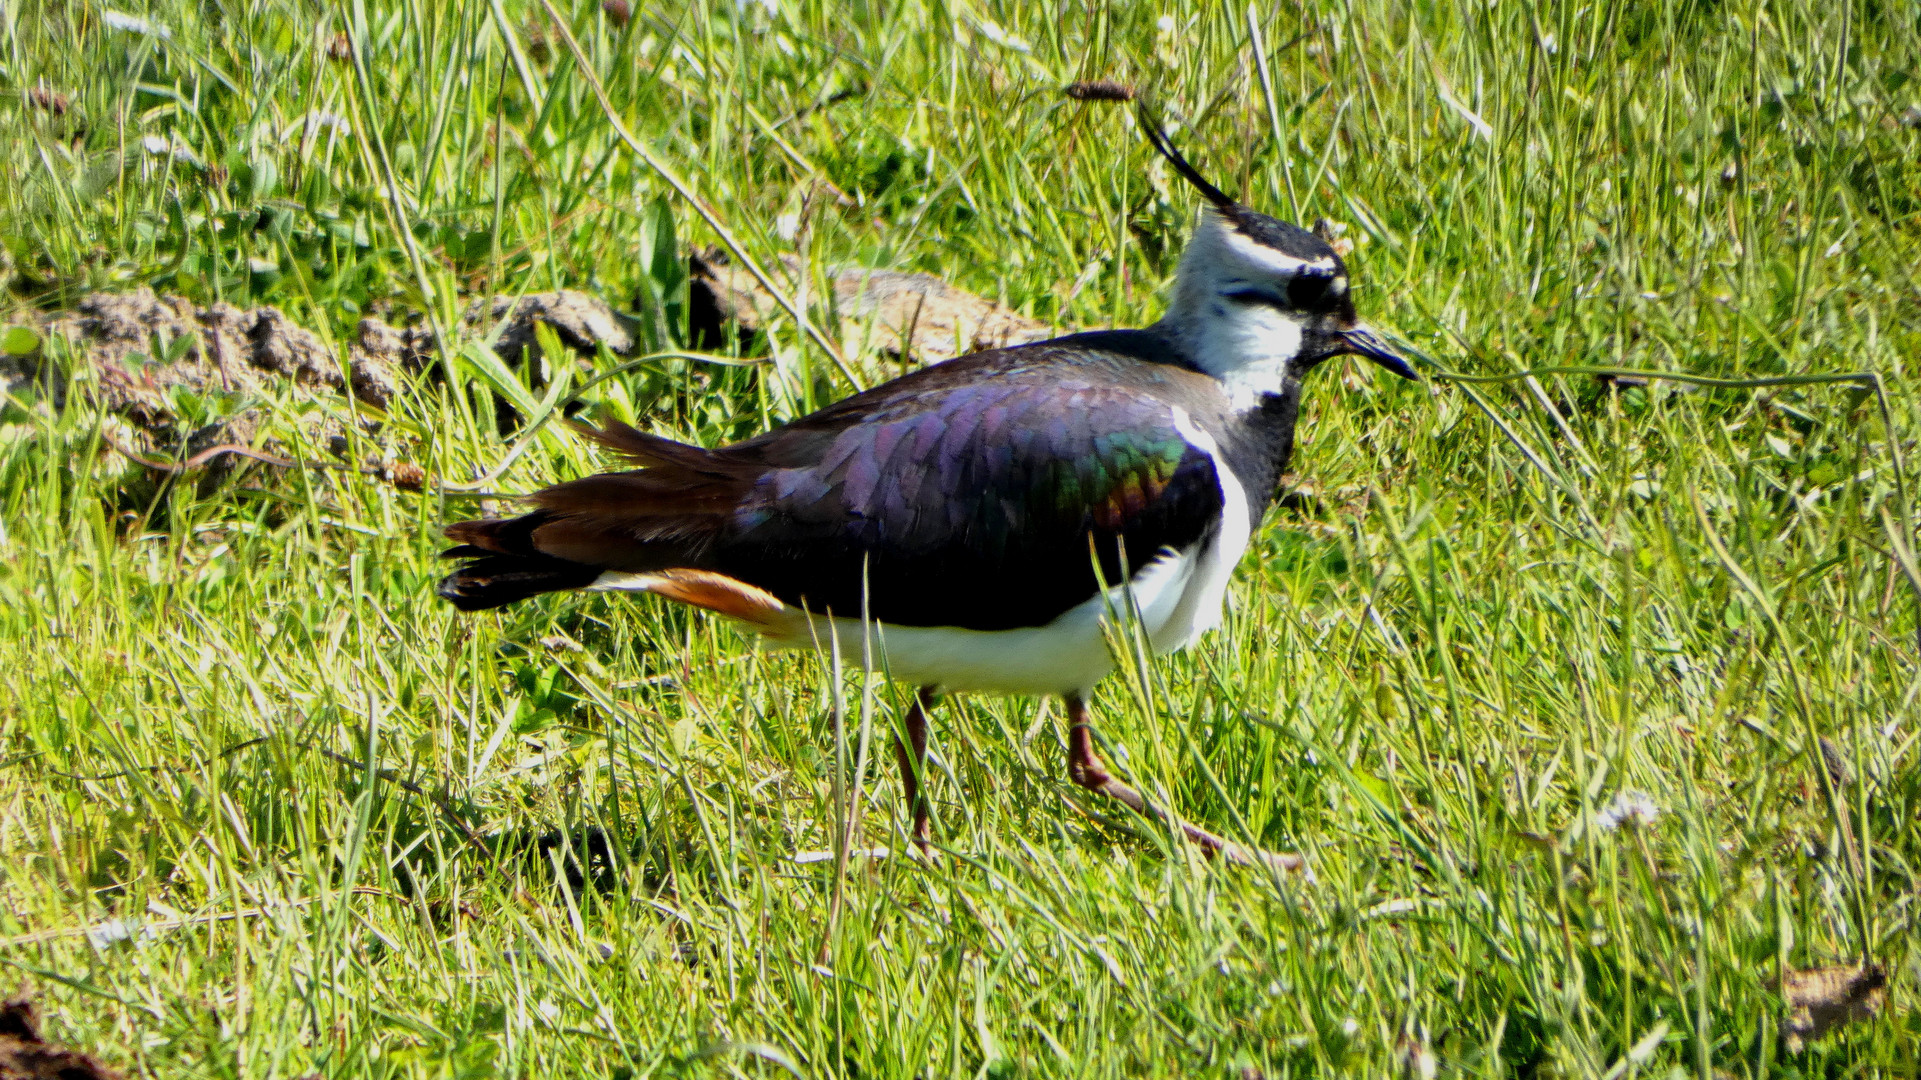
[[439, 335, 1228, 631]]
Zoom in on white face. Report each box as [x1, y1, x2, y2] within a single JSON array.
[[1157, 211, 1355, 409]]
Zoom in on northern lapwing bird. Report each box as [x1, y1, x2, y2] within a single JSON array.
[[437, 109, 1415, 871]]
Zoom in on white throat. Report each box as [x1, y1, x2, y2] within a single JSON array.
[[1157, 303, 1299, 412]]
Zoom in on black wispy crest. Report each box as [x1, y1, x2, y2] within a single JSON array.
[[1134, 99, 1341, 264], [1135, 100, 1236, 211]]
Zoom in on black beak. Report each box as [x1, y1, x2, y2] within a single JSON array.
[[1340, 324, 1418, 380]]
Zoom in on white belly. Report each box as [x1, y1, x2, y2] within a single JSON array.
[[778, 529, 1246, 696]]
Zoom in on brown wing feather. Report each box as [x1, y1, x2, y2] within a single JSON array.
[[568, 418, 738, 474], [441, 421, 756, 584]]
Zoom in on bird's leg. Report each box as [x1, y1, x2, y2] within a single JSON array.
[[1063, 694, 1304, 873], [891, 685, 937, 854]]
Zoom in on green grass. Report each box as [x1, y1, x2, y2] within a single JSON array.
[[3, 0, 1920, 1076]]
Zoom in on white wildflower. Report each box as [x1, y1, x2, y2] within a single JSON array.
[[975, 19, 1030, 53], [86, 917, 160, 948], [1156, 14, 1177, 33], [1598, 789, 1660, 831], [102, 9, 172, 39], [139, 134, 203, 167], [304, 110, 353, 137], [790, 847, 889, 864]]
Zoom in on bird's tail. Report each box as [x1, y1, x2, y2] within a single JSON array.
[[437, 507, 795, 633], [436, 419, 781, 617], [436, 514, 605, 611], [439, 529, 794, 634]]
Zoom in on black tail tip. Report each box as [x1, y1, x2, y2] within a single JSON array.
[[436, 554, 603, 612], [436, 572, 519, 611]]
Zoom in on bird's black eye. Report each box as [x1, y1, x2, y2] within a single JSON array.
[[1286, 271, 1337, 312], [1224, 270, 1347, 314]]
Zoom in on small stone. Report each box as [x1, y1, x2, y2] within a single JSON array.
[[383, 462, 427, 491]]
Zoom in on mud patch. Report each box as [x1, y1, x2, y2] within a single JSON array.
[[23, 287, 634, 421], [0, 995, 121, 1080], [689, 249, 1053, 363], [10, 289, 401, 486]]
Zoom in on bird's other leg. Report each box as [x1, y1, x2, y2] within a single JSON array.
[[891, 685, 937, 854], [1063, 694, 1304, 873]]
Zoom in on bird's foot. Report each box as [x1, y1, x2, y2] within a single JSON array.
[[1064, 695, 1308, 877], [1084, 771, 1309, 876]]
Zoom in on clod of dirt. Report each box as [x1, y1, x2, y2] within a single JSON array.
[[689, 249, 1054, 363], [342, 318, 419, 407], [26, 86, 70, 116], [1777, 963, 1886, 1051], [35, 288, 400, 418], [0, 995, 122, 1080], [18, 286, 642, 480], [462, 291, 635, 367], [14, 290, 417, 488]]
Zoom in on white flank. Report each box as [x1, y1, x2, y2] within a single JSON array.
[[1160, 408, 1253, 649]]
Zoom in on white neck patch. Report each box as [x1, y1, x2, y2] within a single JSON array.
[[1155, 211, 1322, 410], [1167, 306, 1299, 411]]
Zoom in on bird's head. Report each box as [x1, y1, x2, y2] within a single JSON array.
[[1141, 110, 1415, 398]]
